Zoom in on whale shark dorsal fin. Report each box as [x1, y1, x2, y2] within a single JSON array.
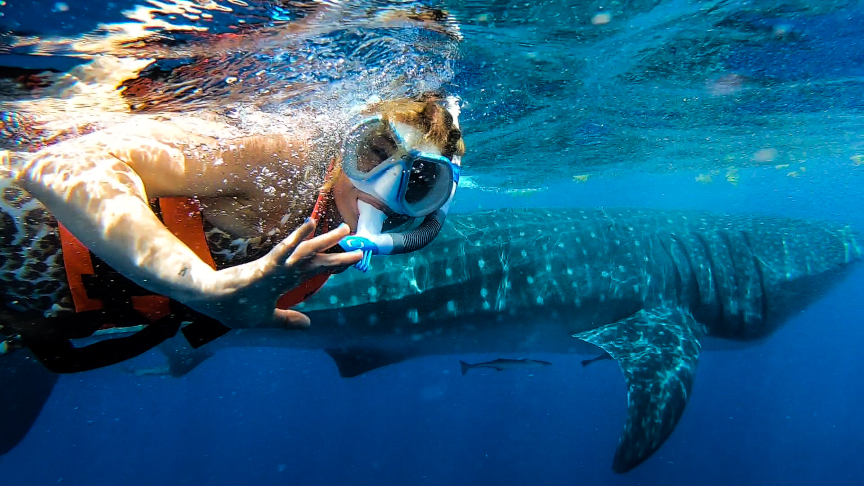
[[324, 347, 407, 378], [573, 308, 705, 473]]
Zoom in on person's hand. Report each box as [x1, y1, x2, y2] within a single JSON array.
[[192, 219, 361, 328]]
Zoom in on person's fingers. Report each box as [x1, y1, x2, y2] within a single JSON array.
[[286, 251, 361, 282], [285, 223, 352, 267], [271, 219, 317, 265], [312, 251, 363, 268], [274, 308, 311, 329], [302, 223, 352, 253]]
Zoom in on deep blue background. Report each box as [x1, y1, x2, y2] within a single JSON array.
[[2, 1, 864, 482], [3, 160, 864, 486]]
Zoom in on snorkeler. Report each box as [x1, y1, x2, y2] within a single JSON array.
[[1, 88, 465, 371]]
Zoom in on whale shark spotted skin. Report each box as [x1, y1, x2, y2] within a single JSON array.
[[3, 207, 861, 471], [213, 207, 862, 472]]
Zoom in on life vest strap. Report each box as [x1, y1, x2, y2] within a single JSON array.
[[57, 223, 105, 314], [25, 304, 182, 374], [275, 184, 334, 309], [158, 197, 217, 269]]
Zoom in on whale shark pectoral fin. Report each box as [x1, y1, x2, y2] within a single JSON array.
[[573, 307, 705, 473], [130, 339, 213, 378], [158, 341, 213, 378], [324, 347, 408, 378]]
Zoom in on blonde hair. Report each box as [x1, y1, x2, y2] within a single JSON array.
[[321, 93, 466, 192]]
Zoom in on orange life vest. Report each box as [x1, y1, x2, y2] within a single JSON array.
[[58, 194, 332, 327]]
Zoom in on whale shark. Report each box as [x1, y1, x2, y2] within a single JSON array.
[[202, 206, 862, 472], [2, 207, 861, 472]]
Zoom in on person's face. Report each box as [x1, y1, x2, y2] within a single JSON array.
[[332, 117, 454, 231]]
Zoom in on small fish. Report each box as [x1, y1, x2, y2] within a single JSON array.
[[459, 358, 551, 375]]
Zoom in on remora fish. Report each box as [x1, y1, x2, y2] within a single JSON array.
[[2, 207, 861, 473], [459, 358, 552, 375]]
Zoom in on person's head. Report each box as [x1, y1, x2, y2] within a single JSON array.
[[325, 93, 465, 264], [328, 93, 465, 228]]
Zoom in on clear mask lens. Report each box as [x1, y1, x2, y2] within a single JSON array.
[[402, 156, 453, 215]]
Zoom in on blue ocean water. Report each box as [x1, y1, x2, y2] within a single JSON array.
[[2, 0, 864, 484]]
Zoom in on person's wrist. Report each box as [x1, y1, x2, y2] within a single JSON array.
[[181, 265, 239, 310]]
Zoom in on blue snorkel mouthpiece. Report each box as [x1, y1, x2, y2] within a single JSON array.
[[338, 235, 380, 272]]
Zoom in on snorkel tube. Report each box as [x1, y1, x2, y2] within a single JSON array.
[[339, 96, 463, 272]]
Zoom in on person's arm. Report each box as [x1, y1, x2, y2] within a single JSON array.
[[10, 121, 359, 327]]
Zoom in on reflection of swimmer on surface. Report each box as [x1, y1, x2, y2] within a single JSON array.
[[2, 3, 462, 61], [1, 57, 465, 371]]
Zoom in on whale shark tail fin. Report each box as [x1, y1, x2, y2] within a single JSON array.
[[0, 348, 58, 456], [573, 307, 705, 473], [459, 360, 472, 375]]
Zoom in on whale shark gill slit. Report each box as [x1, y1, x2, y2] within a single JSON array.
[[693, 231, 725, 321], [655, 234, 684, 304], [574, 307, 705, 474], [719, 230, 749, 337], [674, 233, 703, 305], [740, 230, 770, 337]]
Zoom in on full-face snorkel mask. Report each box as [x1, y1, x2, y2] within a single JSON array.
[[338, 96, 462, 271]]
